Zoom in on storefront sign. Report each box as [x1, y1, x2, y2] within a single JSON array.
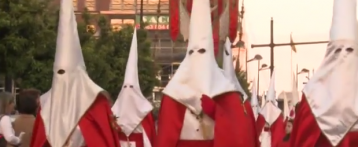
[[135, 15, 169, 30]]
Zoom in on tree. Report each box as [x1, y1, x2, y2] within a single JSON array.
[[78, 10, 158, 100], [0, 0, 58, 92], [236, 68, 251, 99], [89, 17, 158, 99]]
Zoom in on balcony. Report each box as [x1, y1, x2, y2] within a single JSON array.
[[109, 0, 169, 14]]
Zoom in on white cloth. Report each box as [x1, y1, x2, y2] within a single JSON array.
[[223, 38, 248, 100], [259, 130, 271, 147], [302, 0, 358, 146], [250, 79, 259, 121], [40, 0, 107, 146], [118, 125, 152, 147], [162, 0, 236, 115], [112, 29, 153, 140], [179, 109, 215, 140], [0, 116, 20, 145], [260, 71, 281, 125]]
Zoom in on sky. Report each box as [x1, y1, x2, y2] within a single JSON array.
[[244, 0, 337, 95]]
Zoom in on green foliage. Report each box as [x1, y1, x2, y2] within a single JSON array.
[[1, 3, 158, 99], [0, 0, 57, 91], [235, 67, 251, 99]]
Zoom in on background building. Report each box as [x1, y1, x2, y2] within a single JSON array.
[[68, 0, 187, 105]]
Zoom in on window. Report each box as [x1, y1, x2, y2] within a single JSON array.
[[110, 0, 122, 10], [73, 0, 78, 11], [85, 0, 96, 11]]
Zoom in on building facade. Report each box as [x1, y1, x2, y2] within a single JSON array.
[[66, 0, 187, 104]]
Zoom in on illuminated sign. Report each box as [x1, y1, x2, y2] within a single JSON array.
[[135, 15, 169, 30]]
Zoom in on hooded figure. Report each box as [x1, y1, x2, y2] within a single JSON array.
[[250, 78, 259, 121], [257, 71, 285, 147], [111, 29, 156, 147], [223, 38, 259, 146], [30, 0, 120, 146], [155, 0, 256, 147], [290, 0, 358, 146]]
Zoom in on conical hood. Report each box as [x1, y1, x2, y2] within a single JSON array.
[[302, 0, 358, 145], [162, 0, 236, 114], [223, 38, 248, 100], [53, 0, 85, 71], [260, 92, 266, 108], [329, 0, 357, 42], [40, 0, 105, 146], [187, 0, 214, 52], [291, 72, 299, 105], [123, 29, 140, 87], [39, 90, 51, 108], [266, 71, 276, 102], [112, 29, 153, 137], [250, 79, 259, 120], [283, 92, 290, 121], [260, 70, 281, 125]]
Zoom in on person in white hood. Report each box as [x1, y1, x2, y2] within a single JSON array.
[[290, 0, 358, 146], [30, 0, 120, 146]]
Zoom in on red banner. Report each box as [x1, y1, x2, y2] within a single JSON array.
[[229, 0, 239, 42], [170, 0, 180, 41]]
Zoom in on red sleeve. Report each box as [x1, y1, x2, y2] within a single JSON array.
[[256, 114, 266, 137], [289, 94, 321, 147], [30, 108, 48, 147], [142, 112, 156, 146], [214, 92, 257, 147], [155, 95, 185, 147], [270, 114, 286, 147], [244, 101, 260, 147], [80, 94, 120, 147]]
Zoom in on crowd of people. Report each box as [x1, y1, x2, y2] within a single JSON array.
[[0, 0, 357, 146]]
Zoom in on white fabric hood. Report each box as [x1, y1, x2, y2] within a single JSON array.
[[112, 29, 153, 136], [223, 38, 248, 100], [302, 0, 358, 145], [162, 0, 236, 114], [40, 0, 106, 146], [260, 71, 281, 125]]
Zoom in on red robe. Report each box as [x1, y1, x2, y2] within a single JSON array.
[[117, 113, 156, 147], [30, 94, 120, 147], [290, 95, 358, 147], [156, 92, 257, 147], [244, 100, 260, 147], [256, 113, 285, 147]]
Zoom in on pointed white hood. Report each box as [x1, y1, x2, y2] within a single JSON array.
[[162, 0, 236, 114], [260, 92, 266, 108], [223, 38, 248, 100], [260, 71, 281, 125], [250, 79, 259, 121], [40, 0, 106, 146], [111, 29, 153, 137], [291, 72, 299, 105], [302, 0, 358, 145], [39, 90, 51, 108], [283, 92, 290, 121]]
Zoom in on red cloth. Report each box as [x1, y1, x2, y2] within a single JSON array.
[[277, 141, 290, 147], [155, 92, 257, 147], [256, 114, 266, 136], [256, 113, 285, 147], [117, 113, 156, 147], [244, 100, 260, 147], [290, 94, 358, 147], [30, 94, 120, 147], [270, 114, 285, 147]]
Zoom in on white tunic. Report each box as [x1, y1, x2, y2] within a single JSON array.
[[180, 109, 215, 140]]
